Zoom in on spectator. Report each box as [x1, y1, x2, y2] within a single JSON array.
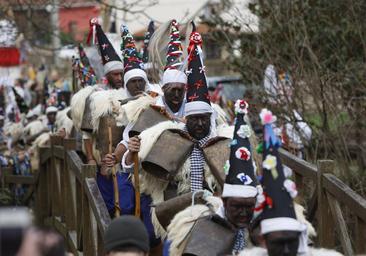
[[17, 227, 66, 256], [104, 216, 149, 256]]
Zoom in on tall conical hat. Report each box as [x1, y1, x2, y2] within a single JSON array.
[[87, 18, 123, 76], [222, 100, 258, 198], [184, 21, 212, 117]]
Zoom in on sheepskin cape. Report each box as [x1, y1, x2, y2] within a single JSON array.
[[134, 121, 234, 238], [70, 84, 101, 131], [24, 120, 45, 137], [239, 247, 343, 256], [166, 197, 319, 256]]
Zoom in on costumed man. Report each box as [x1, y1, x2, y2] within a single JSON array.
[[154, 20, 187, 121], [101, 22, 155, 174], [119, 22, 233, 243], [25, 110, 38, 124], [162, 99, 259, 256], [239, 109, 341, 256], [44, 106, 58, 133], [99, 23, 164, 252], [70, 18, 124, 165], [24, 110, 47, 145], [96, 23, 150, 219], [121, 24, 150, 98], [69, 19, 135, 233], [250, 108, 307, 256]]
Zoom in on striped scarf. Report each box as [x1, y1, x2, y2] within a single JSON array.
[[232, 228, 246, 255], [190, 135, 210, 192]]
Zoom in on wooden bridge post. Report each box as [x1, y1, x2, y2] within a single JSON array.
[[63, 139, 77, 231], [76, 173, 83, 250], [317, 160, 335, 248], [81, 164, 97, 256], [35, 146, 50, 225], [50, 135, 63, 217], [355, 217, 366, 254], [294, 171, 304, 205]]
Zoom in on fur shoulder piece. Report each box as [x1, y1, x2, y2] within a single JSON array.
[[239, 247, 267, 256], [119, 95, 156, 125], [307, 248, 343, 256], [24, 120, 45, 136], [89, 88, 127, 132], [56, 107, 73, 136], [294, 203, 316, 238], [239, 247, 343, 256], [216, 124, 234, 139], [5, 122, 24, 143], [212, 103, 229, 126], [31, 132, 51, 149], [70, 84, 100, 130]]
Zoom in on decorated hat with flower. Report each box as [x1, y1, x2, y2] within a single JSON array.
[[222, 100, 258, 198], [120, 24, 148, 88], [255, 108, 303, 235], [87, 18, 123, 76], [184, 21, 212, 117], [162, 20, 187, 87]]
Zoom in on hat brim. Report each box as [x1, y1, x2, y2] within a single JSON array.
[[222, 183, 258, 198], [260, 217, 303, 234]]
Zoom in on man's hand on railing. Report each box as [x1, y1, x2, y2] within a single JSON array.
[[55, 127, 66, 139]]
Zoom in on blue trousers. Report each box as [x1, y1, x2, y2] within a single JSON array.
[[97, 172, 161, 248]]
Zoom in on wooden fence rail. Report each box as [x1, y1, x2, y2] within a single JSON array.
[[279, 148, 366, 255], [34, 135, 111, 255], [1, 136, 366, 255]]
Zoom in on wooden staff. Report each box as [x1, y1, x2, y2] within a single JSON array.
[[108, 126, 120, 217], [133, 140, 141, 217]]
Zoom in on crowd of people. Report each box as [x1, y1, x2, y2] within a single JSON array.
[[0, 61, 73, 202], [0, 16, 337, 256]]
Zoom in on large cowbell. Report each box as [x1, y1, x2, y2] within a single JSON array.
[[183, 216, 235, 256], [80, 96, 93, 132], [154, 191, 206, 230], [95, 115, 124, 157], [141, 129, 194, 181], [128, 105, 171, 137]]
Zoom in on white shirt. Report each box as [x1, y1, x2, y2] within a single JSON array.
[[155, 95, 186, 119]]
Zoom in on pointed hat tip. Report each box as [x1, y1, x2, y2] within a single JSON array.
[[191, 20, 196, 32]]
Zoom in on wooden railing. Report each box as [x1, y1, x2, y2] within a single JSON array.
[[279, 148, 366, 256], [34, 135, 111, 255], [2, 135, 366, 255], [0, 165, 37, 205]]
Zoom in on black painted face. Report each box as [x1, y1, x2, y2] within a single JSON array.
[[186, 113, 211, 140], [162, 82, 185, 113], [223, 197, 256, 228], [265, 231, 300, 256], [47, 112, 57, 125], [126, 77, 146, 96], [106, 70, 123, 89]]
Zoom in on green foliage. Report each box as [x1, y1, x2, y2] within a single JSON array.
[[207, 0, 366, 190], [0, 188, 16, 206]]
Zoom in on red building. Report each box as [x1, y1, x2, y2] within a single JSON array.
[[59, 2, 100, 42]]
